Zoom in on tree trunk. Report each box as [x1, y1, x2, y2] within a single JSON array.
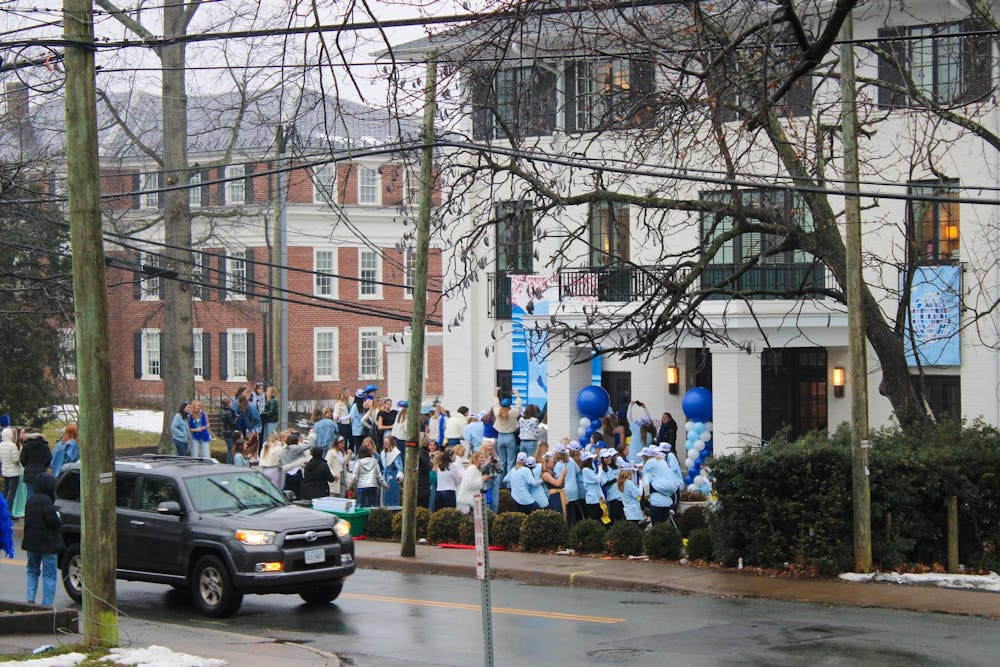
[[157, 0, 195, 452]]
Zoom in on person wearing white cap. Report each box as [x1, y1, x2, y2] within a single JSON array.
[[504, 452, 542, 513], [527, 457, 549, 508], [643, 445, 680, 526], [617, 463, 643, 524], [659, 443, 685, 488], [463, 412, 484, 452], [579, 451, 602, 520], [553, 447, 580, 524], [599, 449, 625, 522]]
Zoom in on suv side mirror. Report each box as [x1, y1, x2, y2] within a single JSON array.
[[157, 501, 182, 516]]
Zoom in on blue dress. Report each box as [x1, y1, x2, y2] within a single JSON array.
[[381, 449, 402, 506]]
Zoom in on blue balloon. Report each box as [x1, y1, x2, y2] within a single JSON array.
[[693, 422, 705, 434], [577, 385, 611, 420], [591, 418, 602, 430], [682, 387, 713, 423]]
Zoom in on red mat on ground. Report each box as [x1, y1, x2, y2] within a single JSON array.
[[436, 543, 506, 551]]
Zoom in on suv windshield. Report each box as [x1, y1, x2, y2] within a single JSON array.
[[184, 472, 286, 512]]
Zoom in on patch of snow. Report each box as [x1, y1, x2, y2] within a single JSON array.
[[0, 653, 86, 667], [103, 645, 226, 667], [839, 571, 1000, 592], [49, 406, 164, 434]]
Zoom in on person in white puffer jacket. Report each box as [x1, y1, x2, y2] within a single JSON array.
[[350, 440, 387, 508], [0, 428, 22, 514]]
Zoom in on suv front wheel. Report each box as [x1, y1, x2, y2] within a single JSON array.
[[299, 581, 343, 605], [191, 554, 243, 617], [61, 543, 84, 603]]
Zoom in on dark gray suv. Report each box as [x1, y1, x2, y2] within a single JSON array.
[[55, 455, 356, 617]]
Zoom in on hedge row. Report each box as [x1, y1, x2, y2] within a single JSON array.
[[709, 422, 1000, 571]]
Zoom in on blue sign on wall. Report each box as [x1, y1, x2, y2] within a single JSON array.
[[904, 265, 961, 367]]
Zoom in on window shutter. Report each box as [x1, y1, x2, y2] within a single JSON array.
[[244, 248, 255, 298], [218, 250, 227, 301], [785, 73, 814, 118], [219, 332, 228, 381], [133, 332, 143, 378], [563, 63, 578, 132], [202, 332, 212, 380], [245, 165, 254, 204], [156, 172, 164, 209], [629, 56, 656, 127], [131, 173, 141, 209], [962, 17, 992, 102], [200, 169, 210, 205], [218, 168, 226, 205], [469, 69, 494, 141], [246, 333, 256, 383], [877, 27, 907, 109], [132, 251, 142, 299]]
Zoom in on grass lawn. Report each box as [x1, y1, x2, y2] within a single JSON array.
[[42, 421, 229, 458]]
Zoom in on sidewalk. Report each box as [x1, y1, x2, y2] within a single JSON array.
[[0, 615, 339, 666], [353, 539, 1000, 619]]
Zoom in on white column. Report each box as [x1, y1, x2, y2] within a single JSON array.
[[546, 347, 592, 443], [709, 348, 762, 455]]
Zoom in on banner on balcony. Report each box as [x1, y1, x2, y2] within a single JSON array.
[[903, 265, 961, 367], [510, 274, 559, 409]]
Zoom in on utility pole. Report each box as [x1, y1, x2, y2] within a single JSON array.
[[401, 54, 437, 558], [272, 125, 286, 427], [63, 0, 119, 646], [840, 10, 872, 572]]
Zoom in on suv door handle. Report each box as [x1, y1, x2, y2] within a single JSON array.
[[130, 520, 145, 527]]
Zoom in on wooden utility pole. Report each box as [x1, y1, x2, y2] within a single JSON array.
[[272, 126, 285, 420], [840, 10, 872, 573], [63, 0, 119, 646], [401, 54, 437, 558]]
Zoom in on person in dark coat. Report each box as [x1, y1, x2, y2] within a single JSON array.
[[657, 412, 678, 449], [301, 446, 334, 501], [416, 438, 432, 509], [19, 431, 51, 497], [23, 472, 63, 606]]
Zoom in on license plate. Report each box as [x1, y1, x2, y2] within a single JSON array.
[[304, 548, 325, 565]]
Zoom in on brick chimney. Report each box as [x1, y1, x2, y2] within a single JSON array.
[[5, 83, 28, 119]]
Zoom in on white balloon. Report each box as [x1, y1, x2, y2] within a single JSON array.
[[687, 483, 697, 493], [694, 441, 705, 452], [578, 427, 587, 437], [684, 421, 694, 432], [579, 417, 591, 429], [686, 456, 697, 467], [694, 475, 706, 486], [704, 421, 713, 432], [700, 431, 712, 443]]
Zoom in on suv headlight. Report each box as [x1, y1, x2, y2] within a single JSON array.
[[334, 521, 351, 538], [235, 529, 276, 546]]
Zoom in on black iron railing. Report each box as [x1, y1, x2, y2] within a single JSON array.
[[557, 264, 686, 302], [700, 263, 827, 299]]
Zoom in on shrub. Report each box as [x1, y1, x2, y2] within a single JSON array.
[[675, 505, 708, 538], [492, 512, 527, 549], [428, 508, 464, 544], [520, 510, 570, 552], [365, 508, 395, 539], [392, 506, 431, 540], [570, 519, 607, 553], [645, 522, 683, 560], [458, 511, 497, 546], [685, 527, 714, 561], [605, 521, 645, 557]]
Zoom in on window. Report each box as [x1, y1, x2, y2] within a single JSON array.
[[911, 375, 961, 422], [142, 329, 160, 380], [708, 38, 813, 122], [228, 328, 248, 381], [139, 251, 161, 301], [314, 328, 339, 381], [139, 477, 181, 512], [908, 180, 959, 262], [193, 329, 204, 379], [495, 200, 533, 273], [116, 474, 137, 509], [313, 163, 336, 205], [359, 328, 383, 379], [589, 202, 630, 266], [700, 188, 823, 299], [314, 249, 337, 297], [191, 252, 205, 301], [358, 166, 379, 205], [359, 249, 382, 298], [140, 172, 160, 209], [495, 370, 513, 400], [566, 56, 656, 131], [405, 169, 421, 205], [472, 66, 557, 140], [226, 253, 247, 301], [403, 246, 415, 299], [189, 172, 202, 208], [59, 329, 76, 380], [878, 20, 992, 108], [225, 164, 246, 204]]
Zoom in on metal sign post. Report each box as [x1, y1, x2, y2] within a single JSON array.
[[473, 494, 494, 667]]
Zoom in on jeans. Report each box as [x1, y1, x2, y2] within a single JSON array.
[[262, 421, 277, 440], [358, 486, 380, 508], [191, 439, 211, 459], [173, 439, 188, 457], [26, 552, 58, 606], [445, 438, 461, 447], [3, 475, 18, 511], [495, 433, 517, 486], [435, 489, 456, 509], [224, 437, 234, 464], [519, 439, 536, 457], [484, 475, 500, 513]]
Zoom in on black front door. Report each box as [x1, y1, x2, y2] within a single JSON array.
[[601, 371, 632, 421], [761, 348, 828, 442]]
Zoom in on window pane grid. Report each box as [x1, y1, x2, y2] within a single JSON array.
[[189, 172, 202, 208], [359, 167, 378, 204], [315, 330, 337, 378], [225, 165, 245, 203], [144, 331, 160, 377], [360, 329, 381, 378], [315, 250, 335, 295], [360, 250, 379, 296], [227, 256, 246, 295], [193, 333, 203, 377], [230, 332, 247, 378]]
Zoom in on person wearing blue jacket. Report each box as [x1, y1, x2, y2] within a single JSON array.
[[554, 447, 582, 525], [239, 395, 262, 435], [170, 402, 191, 456], [504, 452, 542, 513], [313, 408, 336, 452], [643, 449, 680, 525], [599, 450, 624, 522], [51, 424, 79, 477], [618, 464, 643, 523], [579, 452, 602, 521], [659, 444, 685, 489], [349, 392, 365, 452]]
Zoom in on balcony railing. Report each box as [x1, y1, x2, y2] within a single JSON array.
[[557, 264, 686, 302], [487, 270, 515, 320], [701, 263, 827, 299]]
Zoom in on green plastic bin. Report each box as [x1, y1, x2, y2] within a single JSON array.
[[331, 508, 370, 537]]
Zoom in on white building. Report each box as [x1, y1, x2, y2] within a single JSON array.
[[392, 0, 1000, 453]]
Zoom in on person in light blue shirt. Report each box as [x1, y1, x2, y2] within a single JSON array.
[[239, 396, 262, 435], [642, 449, 680, 526], [504, 453, 542, 512], [313, 408, 336, 452], [51, 425, 79, 477], [170, 402, 191, 456], [599, 450, 624, 521], [580, 452, 602, 521], [659, 444, 685, 488], [618, 464, 643, 522], [528, 457, 549, 508], [463, 414, 484, 452], [349, 392, 365, 452], [554, 447, 581, 524]]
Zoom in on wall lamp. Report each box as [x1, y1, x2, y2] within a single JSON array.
[[833, 367, 845, 398], [667, 366, 679, 395]]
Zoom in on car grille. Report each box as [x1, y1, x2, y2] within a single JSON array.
[[283, 529, 337, 548]]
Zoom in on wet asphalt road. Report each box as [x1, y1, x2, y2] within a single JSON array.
[[2, 563, 1000, 665]]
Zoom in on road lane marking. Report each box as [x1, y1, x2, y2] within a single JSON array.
[[341, 592, 624, 624], [1, 558, 27, 566]]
